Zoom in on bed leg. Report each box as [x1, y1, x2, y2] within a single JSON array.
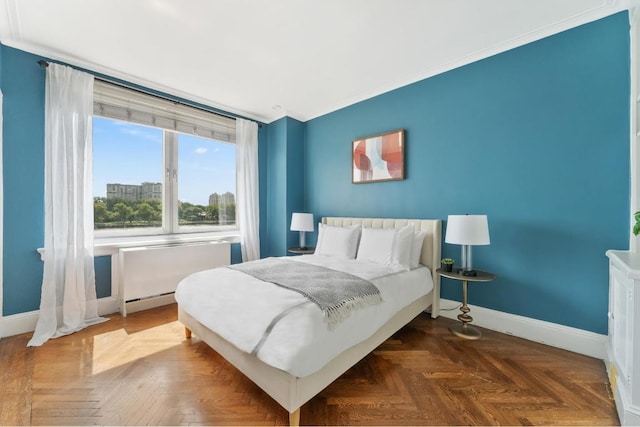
[[289, 408, 300, 426], [185, 327, 192, 339]]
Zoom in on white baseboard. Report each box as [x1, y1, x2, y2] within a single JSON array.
[[0, 296, 119, 339], [439, 298, 607, 360], [612, 370, 640, 425], [98, 296, 119, 317], [1, 309, 39, 339]]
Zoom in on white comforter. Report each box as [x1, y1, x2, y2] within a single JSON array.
[[175, 255, 433, 378]]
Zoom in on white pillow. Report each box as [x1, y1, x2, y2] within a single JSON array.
[[356, 227, 397, 264], [389, 224, 414, 271], [314, 223, 361, 259], [410, 230, 426, 269]]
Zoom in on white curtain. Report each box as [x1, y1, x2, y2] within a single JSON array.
[[28, 64, 107, 347], [236, 118, 260, 262]]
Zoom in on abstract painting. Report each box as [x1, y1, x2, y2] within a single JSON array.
[[352, 129, 405, 184]]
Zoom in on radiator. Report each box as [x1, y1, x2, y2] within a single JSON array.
[[118, 241, 231, 316]]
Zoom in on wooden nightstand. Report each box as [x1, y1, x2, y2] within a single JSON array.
[[288, 247, 315, 255], [436, 268, 496, 340]]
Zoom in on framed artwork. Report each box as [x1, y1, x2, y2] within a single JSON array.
[[352, 129, 405, 184]]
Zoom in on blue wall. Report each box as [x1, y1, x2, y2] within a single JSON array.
[[285, 118, 306, 249], [1, 45, 263, 316], [267, 118, 288, 257], [265, 116, 305, 256], [2, 46, 46, 315], [95, 256, 111, 298], [0, 12, 632, 336], [304, 13, 630, 334]]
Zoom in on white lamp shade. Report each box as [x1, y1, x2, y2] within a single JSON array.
[[290, 213, 314, 232], [445, 214, 490, 245]]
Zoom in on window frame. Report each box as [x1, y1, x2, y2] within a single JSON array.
[[92, 80, 239, 240]]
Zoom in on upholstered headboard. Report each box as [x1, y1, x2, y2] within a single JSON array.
[[322, 217, 442, 316]]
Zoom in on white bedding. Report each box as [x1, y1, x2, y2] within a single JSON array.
[[175, 255, 433, 378]]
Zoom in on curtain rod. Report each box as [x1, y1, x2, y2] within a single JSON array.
[[37, 60, 261, 127]]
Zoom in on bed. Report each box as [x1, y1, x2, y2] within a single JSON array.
[[176, 217, 441, 425]]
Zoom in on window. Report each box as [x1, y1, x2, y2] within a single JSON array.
[[92, 81, 237, 237], [93, 118, 164, 233], [177, 133, 236, 230]]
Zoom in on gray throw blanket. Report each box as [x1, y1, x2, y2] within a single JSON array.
[[228, 258, 382, 329]]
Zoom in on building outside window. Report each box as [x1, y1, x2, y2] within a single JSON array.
[[92, 81, 237, 237]]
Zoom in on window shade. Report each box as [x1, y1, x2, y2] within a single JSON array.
[[93, 80, 236, 143]]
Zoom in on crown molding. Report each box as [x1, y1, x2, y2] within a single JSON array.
[[0, 0, 20, 41], [305, 0, 629, 121], [627, 0, 640, 23], [0, 37, 271, 124], [0, 0, 632, 124]]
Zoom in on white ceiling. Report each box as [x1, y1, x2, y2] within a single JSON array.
[[0, 0, 634, 123]]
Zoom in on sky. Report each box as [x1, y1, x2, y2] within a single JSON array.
[[93, 117, 236, 206]]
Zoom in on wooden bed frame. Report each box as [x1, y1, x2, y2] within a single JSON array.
[[178, 217, 442, 425]]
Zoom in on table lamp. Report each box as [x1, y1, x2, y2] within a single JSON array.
[[445, 214, 490, 276], [290, 213, 314, 250]]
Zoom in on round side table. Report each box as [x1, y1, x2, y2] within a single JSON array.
[[288, 246, 315, 255], [436, 268, 496, 340]]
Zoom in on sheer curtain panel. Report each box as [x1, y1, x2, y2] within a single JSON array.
[[28, 64, 107, 347], [236, 118, 260, 262]]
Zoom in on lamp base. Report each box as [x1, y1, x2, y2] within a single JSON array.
[[460, 269, 477, 277], [298, 231, 306, 250]]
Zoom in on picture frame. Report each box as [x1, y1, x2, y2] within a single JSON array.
[[352, 129, 405, 184]]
